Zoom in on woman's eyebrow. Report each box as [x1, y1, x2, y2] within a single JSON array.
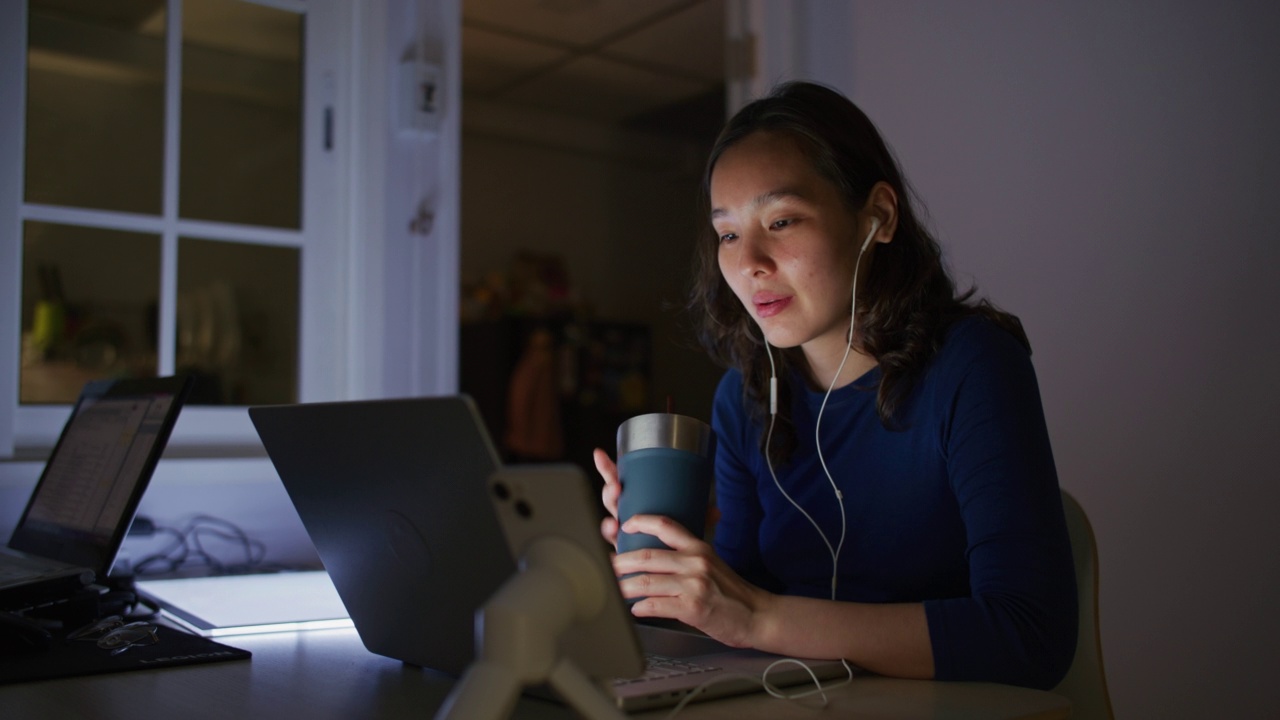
[[711, 187, 809, 219]]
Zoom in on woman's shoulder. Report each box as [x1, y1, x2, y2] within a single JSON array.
[[713, 366, 745, 400], [921, 314, 1037, 395], [712, 368, 748, 426], [939, 314, 1032, 366], [711, 368, 754, 448]]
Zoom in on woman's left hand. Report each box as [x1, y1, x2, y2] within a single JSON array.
[[613, 514, 774, 650]]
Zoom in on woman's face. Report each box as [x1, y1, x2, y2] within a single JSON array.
[[711, 131, 869, 363]]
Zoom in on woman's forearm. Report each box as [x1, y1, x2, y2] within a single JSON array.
[[749, 593, 935, 679]]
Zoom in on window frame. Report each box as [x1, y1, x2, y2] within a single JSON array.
[[0, 0, 369, 453]]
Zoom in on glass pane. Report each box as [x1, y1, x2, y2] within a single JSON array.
[[179, 0, 303, 229], [177, 238, 299, 405], [20, 222, 160, 404], [25, 0, 167, 214]]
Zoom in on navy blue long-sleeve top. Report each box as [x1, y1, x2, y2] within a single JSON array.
[[711, 317, 1077, 689]]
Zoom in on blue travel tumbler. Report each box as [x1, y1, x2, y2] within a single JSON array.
[[616, 413, 715, 553]]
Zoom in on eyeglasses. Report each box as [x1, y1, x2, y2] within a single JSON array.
[[68, 616, 160, 655]]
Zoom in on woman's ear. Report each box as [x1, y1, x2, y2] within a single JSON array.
[[862, 181, 899, 244]]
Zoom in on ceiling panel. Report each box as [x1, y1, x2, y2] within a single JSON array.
[[502, 54, 710, 122], [604, 0, 723, 83], [463, 0, 723, 127], [462, 25, 568, 96], [463, 0, 695, 47]]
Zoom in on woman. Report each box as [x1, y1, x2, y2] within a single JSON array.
[[595, 81, 1076, 689]]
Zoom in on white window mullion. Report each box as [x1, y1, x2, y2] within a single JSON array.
[[158, 0, 184, 378], [245, 0, 307, 13], [20, 204, 167, 236], [174, 220, 303, 249], [19, 204, 303, 250], [0, 3, 27, 455], [158, 233, 178, 377]]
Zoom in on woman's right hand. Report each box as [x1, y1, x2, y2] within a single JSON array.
[[594, 448, 621, 547]]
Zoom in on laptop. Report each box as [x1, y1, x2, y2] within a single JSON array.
[[0, 375, 193, 610], [249, 395, 852, 712]]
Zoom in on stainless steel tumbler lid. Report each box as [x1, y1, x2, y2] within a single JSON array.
[[617, 413, 714, 457]]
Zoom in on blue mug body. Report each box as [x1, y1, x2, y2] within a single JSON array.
[[616, 446, 712, 553]]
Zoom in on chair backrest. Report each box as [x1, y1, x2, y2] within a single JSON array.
[[1053, 490, 1115, 719]]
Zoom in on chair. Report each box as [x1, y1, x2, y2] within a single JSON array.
[[1053, 491, 1115, 719]]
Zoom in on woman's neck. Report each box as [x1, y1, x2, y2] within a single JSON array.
[[801, 338, 877, 392]]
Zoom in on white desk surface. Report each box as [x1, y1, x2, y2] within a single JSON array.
[[0, 627, 1070, 719]]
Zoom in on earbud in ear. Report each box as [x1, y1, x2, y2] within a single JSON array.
[[860, 218, 880, 253]]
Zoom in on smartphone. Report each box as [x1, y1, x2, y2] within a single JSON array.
[[487, 464, 644, 681]]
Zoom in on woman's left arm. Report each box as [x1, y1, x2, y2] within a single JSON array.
[[922, 323, 1078, 689]]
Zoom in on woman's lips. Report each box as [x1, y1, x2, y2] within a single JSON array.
[[753, 293, 792, 319]]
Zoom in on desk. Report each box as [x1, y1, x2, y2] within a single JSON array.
[[0, 628, 1070, 719]]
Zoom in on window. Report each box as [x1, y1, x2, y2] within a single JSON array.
[[2, 0, 350, 450]]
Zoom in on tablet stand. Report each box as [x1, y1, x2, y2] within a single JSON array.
[[433, 536, 627, 720]]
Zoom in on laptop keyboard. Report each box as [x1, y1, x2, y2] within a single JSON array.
[[0, 565, 31, 583], [0, 552, 57, 582], [612, 654, 723, 686]]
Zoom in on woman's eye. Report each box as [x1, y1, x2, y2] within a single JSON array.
[[718, 232, 738, 243], [770, 218, 794, 230]]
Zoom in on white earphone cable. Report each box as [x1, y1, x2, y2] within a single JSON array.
[[763, 220, 875, 601], [668, 221, 878, 720]]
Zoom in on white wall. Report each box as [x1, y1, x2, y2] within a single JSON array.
[[770, 2, 1280, 717], [344, 0, 462, 400]]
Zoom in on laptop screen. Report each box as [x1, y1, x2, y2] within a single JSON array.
[[9, 376, 193, 574]]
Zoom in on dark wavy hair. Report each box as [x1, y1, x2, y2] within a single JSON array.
[[688, 81, 1028, 465]]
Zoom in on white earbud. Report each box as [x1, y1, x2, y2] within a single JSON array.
[[859, 218, 880, 253]]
